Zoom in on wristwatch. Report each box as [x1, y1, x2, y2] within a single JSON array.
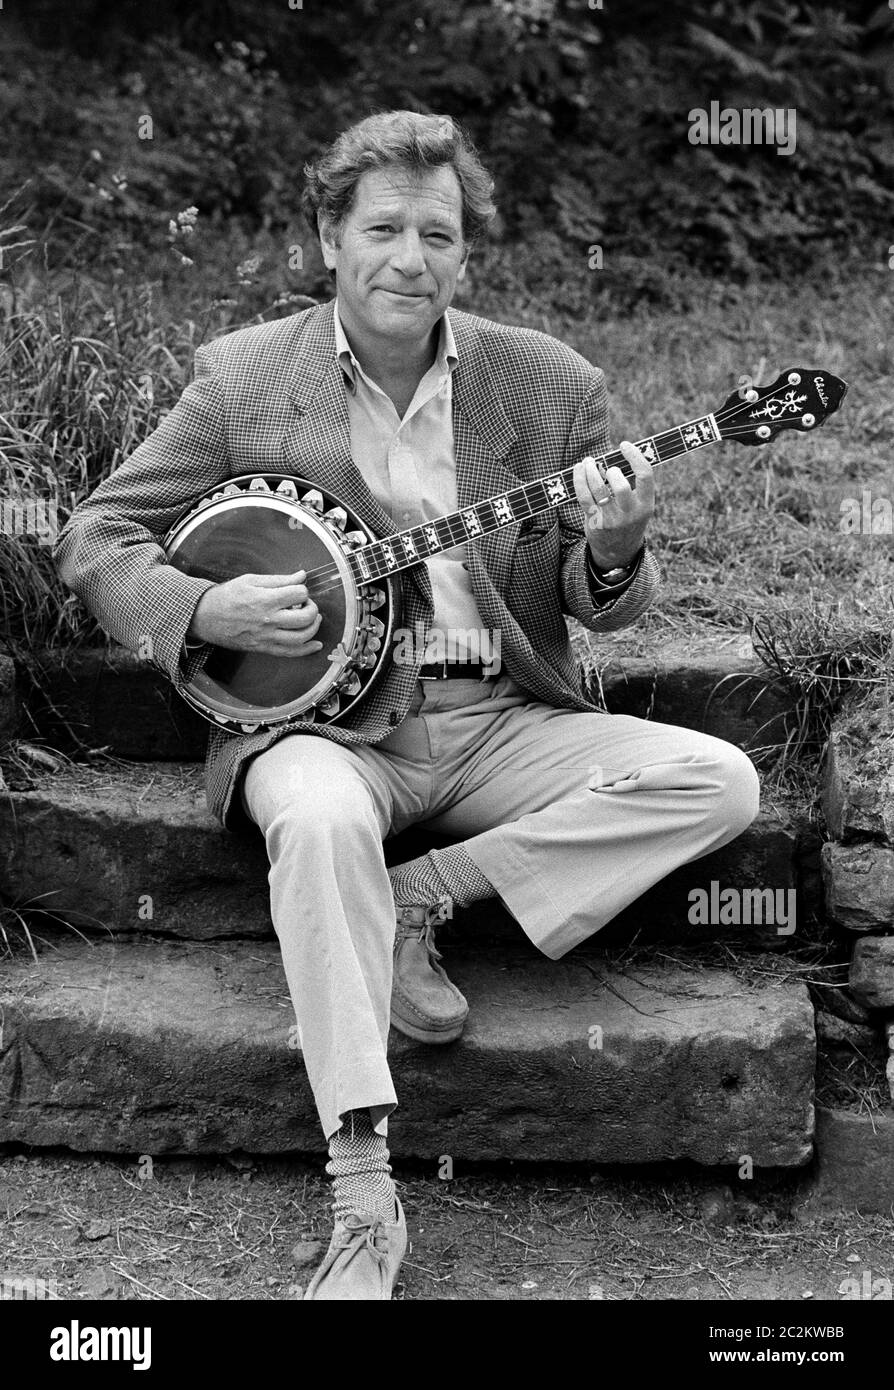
[[586, 546, 643, 591]]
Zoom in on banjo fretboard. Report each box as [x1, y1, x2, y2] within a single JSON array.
[[345, 413, 722, 584]]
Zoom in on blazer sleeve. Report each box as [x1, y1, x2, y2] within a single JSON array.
[[557, 370, 660, 633], [53, 344, 230, 684]]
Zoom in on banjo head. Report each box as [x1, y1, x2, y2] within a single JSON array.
[[164, 474, 396, 732]]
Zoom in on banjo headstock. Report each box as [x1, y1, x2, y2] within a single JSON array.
[[714, 368, 848, 445]]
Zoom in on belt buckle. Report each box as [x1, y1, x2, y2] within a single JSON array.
[[419, 660, 448, 681]]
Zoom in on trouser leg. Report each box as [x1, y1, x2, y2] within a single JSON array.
[[241, 733, 402, 1139], [425, 699, 761, 959]]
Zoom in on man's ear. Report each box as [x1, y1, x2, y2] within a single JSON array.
[[456, 252, 469, 284], [318, 214, 339, 271]]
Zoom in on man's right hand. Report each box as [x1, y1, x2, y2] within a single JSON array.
[[187, 570, 324, 657]]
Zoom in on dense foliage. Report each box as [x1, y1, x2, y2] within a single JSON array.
[[2, 0, 893, 306]]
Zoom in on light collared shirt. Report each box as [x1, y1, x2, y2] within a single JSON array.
[[334, 301, 493, 668]]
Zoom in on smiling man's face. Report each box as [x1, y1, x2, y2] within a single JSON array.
[[319, 163, 467, 354]]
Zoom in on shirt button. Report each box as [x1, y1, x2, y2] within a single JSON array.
[[389, 711, 400, 726]]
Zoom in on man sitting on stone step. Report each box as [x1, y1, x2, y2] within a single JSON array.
[[55, 110, 760, 1301]]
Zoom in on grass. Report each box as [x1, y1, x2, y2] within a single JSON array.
[[0, 899, 96, 965], [748, 606, 894, 779], [0, 270, 201, 654], [545, 273, 893, 641]]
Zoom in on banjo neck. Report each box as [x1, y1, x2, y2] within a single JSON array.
[[345, 413, 720, 586], [344, 364, 848, 587]]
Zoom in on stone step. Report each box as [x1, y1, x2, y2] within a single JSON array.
[[595, 648, 791, 753], [0, 762, 809, 949], [19, 642, 793, 761], [795, 1106, 894, 1216], [0, 937, 815, 1165], [822, 841, 894, 933], [821, 699, 894, 931], [20, 647, 207, 761], [822, 700, 894, 843]]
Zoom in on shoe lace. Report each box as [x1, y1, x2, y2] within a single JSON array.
[[334, 1212, 390, 1266], [395, 897, 452, 961]]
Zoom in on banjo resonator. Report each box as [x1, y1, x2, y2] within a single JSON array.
[[165, 473, 398, 733]]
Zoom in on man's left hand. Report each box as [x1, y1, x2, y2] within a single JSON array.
[[572, 440, 656, 571]]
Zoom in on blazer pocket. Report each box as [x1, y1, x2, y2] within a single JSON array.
[[517, 517, 551, 540], [508, 522, 560, 588]]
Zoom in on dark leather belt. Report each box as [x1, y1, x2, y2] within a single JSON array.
[[418, 661, 496, 681]]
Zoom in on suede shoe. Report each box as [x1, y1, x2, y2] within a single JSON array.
[[390, 899, 468, 1044], [302, 1199, 407, 1300]]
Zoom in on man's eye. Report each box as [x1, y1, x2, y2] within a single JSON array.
[[369, 224, 395, 233]]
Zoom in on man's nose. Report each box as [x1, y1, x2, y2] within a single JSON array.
[[390, 230, 427, 276]]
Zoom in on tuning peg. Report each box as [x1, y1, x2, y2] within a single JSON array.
[[801, 414, 815, 428], [756, 426, 771, 441]]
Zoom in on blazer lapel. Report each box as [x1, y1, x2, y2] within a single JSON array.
[[280, 302, 432, 606], [281, 303, 393, 536]]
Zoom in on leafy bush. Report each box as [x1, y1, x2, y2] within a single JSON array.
[[4, 0, 893, 291]]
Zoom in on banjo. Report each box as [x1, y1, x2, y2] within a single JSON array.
[[164, 367, 847, 734]]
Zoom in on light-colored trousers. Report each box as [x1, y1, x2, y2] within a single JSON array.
[[242, 673, 760, 1140]]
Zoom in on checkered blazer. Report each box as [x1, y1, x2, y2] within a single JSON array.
[[55, 300, 660, 828]]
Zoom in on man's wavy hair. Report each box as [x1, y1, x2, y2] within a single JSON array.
[[302, 110, 497, 251]]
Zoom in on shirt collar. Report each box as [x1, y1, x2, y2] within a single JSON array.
[[333, 299, 458, 393]]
